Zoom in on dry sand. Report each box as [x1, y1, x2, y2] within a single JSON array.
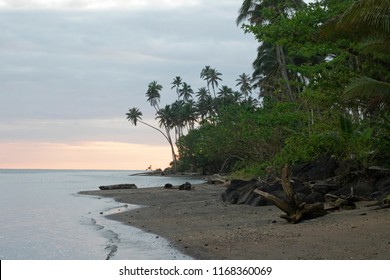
[[80, 183, 390, 260]]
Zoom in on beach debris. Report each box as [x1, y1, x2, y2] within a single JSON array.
[[254, 165, 327, 224], [324, 193, 357, 211], [99, 184, 137, 190]]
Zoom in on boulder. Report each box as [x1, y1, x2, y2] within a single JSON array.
[[291, 157, 339, 181], [178, 182, 192, 190]]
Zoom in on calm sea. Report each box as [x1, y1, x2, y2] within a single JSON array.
[[0, 169, 205, 260]]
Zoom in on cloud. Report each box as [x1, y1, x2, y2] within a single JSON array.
[[0, 0, 201, 10], [0, 1, 259, 168], [0, 5, 257, 121]]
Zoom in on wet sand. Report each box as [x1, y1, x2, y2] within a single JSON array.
[[80, 183, 390, 259]]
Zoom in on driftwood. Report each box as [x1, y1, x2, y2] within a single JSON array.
[[324, 193, 357, 211], [254, 165, 327, 223], [99, 184, 137, 190]]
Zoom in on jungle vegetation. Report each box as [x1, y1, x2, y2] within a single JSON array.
[[126, 0, 390, 177]]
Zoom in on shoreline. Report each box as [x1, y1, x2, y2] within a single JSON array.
[[80, 183, 390, 259]]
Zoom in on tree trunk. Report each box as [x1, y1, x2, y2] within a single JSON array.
[[276, 45, 294, 102]]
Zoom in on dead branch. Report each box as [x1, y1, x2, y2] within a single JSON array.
[[254, 164, 327, 224]]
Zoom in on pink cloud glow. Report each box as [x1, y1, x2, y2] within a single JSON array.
[[0, 141, 172, 170]]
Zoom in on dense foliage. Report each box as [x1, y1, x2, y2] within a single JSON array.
[[127, 0, 390, 176]]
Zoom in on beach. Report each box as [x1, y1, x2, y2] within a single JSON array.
[[80, 182, 390, 260]]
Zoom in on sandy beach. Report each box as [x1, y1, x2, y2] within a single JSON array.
[[80, 183, 390, 260]]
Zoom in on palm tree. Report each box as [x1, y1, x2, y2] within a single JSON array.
[[237, 0, 305, 26], [237, 0, 306, 102], [126, 107, 170, 143], [182, 100, 198, 131], [126, 107, 177, 170], [125, 107, 143, 126], [323, 0, 390, 111], [179, 82, 194, 102], [217, 85, 234, 99], [241, 96, 260, 108], [208, 68, 223, 97], [252, 42, 283, 102], [155, 105, 178, 168], [171, 76, 182, 100], [196, 87, 213, 122], [196, 87, 210, 103], [200, 65, 212, 92], [326, 0, 389, 44], [146, 81, 162, 111], [236, 73, 253, 100]]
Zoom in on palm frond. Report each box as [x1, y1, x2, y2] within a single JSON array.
[[322, 0, 390, 40], [337, 0, 390, 34], [357, 36, 390, 61], [344, 77, 390, 105]]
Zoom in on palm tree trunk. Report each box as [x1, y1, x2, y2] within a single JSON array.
[[165, 127, 177, 171], [139, 120, 177, 170], [276, 44, 294, 102], [139, 120, 170, 143]]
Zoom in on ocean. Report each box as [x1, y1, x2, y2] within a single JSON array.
[[0, 169, 205, 260]]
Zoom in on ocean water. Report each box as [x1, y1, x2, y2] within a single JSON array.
[[0, 169, 205, 260]]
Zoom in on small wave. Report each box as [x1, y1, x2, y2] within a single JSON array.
[[105, 244, 118, 260], [80, 217, 105, 230], [104, 229, 120, 260]]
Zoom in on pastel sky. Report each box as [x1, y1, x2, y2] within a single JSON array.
[[0, 0, 260, 170]]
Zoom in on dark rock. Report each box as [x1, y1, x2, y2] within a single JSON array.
[[375, 177, 390, 197], [246, 192, 268, 206], [329, 186, 353, 197], [221, 179, 261, 205], [99, 184, 137, 190], [221, 178, 311, 207], [311, 182, 339, 195], [304, 192, 325, 204], [179, 182, 192, 190], [221, 159, 390, 208], [164, 183, 173, 189], [291, 157, 339, 181]]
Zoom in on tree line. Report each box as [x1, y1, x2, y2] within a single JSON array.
[[127, 0, 390, 176]]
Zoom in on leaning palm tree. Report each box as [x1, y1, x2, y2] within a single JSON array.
[[126, 107, 169, 142], [126, 107, 143, 126], [126, 107, 177, 170], [146, 81, 162, 111]]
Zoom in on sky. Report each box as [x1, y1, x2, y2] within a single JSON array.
[[0, 0, 259, 170]]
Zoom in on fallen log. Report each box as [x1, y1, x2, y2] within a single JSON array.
[[99, 184, 137, 190], [253, 165, 327, 224]]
